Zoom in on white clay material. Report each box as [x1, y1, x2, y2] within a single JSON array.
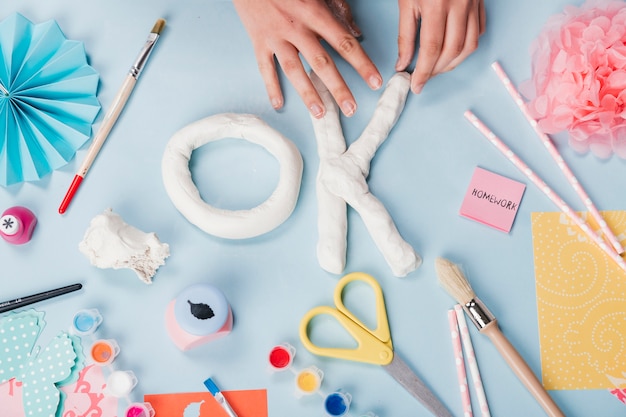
[[79, 208, 170, 284], [161, 113, 303, 239], [310, 71, 421, 277]]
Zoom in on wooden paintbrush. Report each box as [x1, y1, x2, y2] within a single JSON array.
[[58, 18, 166, 214], [435, 257, 565, 417]]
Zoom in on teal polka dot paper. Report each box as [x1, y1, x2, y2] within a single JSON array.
[[0, 309, 84, 417], [0, 310, 46, 384], [19, 333, 78, 417]]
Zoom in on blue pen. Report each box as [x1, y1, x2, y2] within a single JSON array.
[[204, 377, 238, 417]]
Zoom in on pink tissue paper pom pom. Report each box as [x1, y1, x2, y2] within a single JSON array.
[[519, 0, 626, 159]]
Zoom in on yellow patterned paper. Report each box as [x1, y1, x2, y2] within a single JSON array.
[[531, 211, 626, 390]]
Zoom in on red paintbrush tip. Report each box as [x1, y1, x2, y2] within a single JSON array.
[[58, 175, 84, 214]]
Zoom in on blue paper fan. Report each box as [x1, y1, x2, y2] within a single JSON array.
[[0, 13, 100, 186]]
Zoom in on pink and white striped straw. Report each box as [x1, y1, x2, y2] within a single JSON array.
[[448, 309, 473, 417], [454, 305, 491, 417], [465, 110, 626, 275], [491, 61, 624, 255]]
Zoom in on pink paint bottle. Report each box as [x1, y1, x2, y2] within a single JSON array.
[[0, 206, 37, 244], [125, 402, 155, 417]]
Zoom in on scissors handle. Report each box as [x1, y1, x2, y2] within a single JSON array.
[[299, 272, 394, 365], [333, 272, 391, 344], [300, 306, 394, 365]]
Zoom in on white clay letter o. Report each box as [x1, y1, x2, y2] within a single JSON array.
[[162, 113, 303, 239]]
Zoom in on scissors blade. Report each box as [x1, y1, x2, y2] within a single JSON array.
[[383, 354, 453, 417]]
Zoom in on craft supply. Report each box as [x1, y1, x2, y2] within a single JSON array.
[[58, 364, 119, 417], [519, 1, 626, 159], [491, 61, 623, 254], [447, 309, 472, 417], [145, 390, 268, 416], [435, 257, 565, 417], [0, 283, 82, 314], [300, 272, 452, 417], [20, 333, 80, 417], [71, 308, 103, 336], [459, 167, 525, 233], [531, 211, 626, 389], [267, 344, 379, 414], [0, 310, 46, 385], [90, 339, 120, 366], [125, 402, 155, 417], [79, 208, 170, 284], [204, 377, 238, 417], [165, 283, 233, 351], [295, 366, 324, 396], [59, 18, 166, 214], [465, 111, 626, 275], [324, 390, 352, 416], [309, 71, 421, 277], [609, 387, 626, 405], [454, 305, 490, 416], [268, 343, 296, 371], [0, 311, 83, 417], [68, 310, 146, 413], [0, 206, 37, 244], [0, 13, 100, 186], [161, 113, 303, 239], [106, 370, 138, 398]]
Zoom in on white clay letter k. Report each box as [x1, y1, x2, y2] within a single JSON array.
[[309, 71, 421, 277]]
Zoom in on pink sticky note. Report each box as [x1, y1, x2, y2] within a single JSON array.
[[459, 167, 526, 233]]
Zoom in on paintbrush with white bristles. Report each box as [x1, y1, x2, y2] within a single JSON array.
[[435, 257, 565, 417]]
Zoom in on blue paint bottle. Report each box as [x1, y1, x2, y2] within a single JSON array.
[[324, 390, 352, 417], [71, 308, 102, 336]]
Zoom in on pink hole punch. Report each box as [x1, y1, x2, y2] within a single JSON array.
[[0, 206, 37, 245]]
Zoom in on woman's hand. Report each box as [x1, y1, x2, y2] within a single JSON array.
[[233, 0, 382, 118], [396, 0, 486, 93]]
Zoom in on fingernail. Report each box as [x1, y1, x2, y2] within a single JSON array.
[[271, 97, 283, 109], [395, 57, 406, 71], [341, 100, 356, 117], [369, 75, 382, 90], [412, 83, 424, 94], [310, 103, 325, 118]]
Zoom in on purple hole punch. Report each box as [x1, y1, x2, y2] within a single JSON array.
[[0, 206, 37, 245]]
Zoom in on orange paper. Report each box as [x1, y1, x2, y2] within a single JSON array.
[[144, 389, 267, 417], [531, 211, 626, 390]]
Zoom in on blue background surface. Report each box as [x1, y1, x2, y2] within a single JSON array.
[[2, 1, 626, 416]]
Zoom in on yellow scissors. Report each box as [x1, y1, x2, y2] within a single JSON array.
[[299, 272, 452, 417]]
